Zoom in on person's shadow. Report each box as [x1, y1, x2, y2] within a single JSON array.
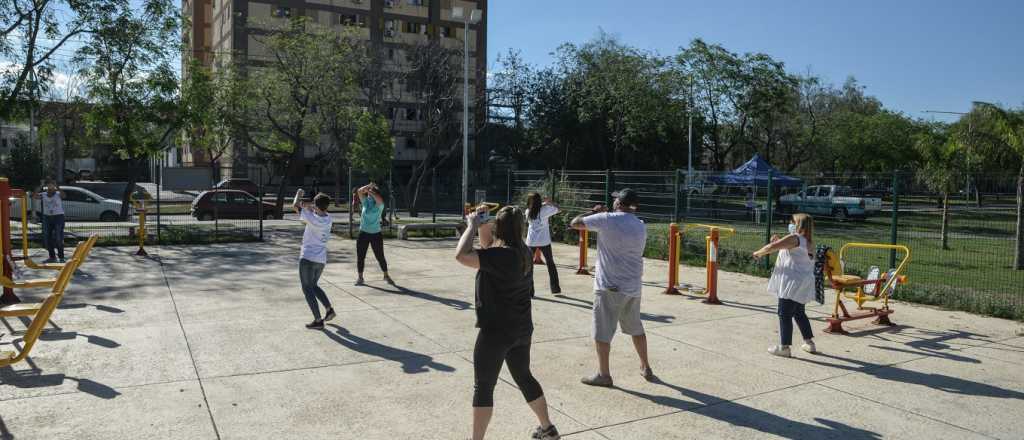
[[619, 379, 882, 439], [366, 284, 471, 310], [322, 324, 455, 374]]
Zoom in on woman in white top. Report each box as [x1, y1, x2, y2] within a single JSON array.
[[525, 192, 561, 295], [753, 213, 817, 358], [33, 180, 66, 263]]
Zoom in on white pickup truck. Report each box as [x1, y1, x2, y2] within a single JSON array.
[[778, 185, 882, 220]]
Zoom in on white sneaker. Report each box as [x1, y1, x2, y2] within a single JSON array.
[[802, 340, 816, 354], [768, 345, 792, 358]]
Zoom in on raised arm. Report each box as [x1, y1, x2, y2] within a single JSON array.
[[543, 197, 560, 212], [292, 189, 312, 214], [570, 204, 607, 231], [752, 234, 800, 259], [455, 210, 484, 268]]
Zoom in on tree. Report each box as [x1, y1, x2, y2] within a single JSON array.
[[0, 134, 44, 187], [0, 0, 124, 118], [971, 103, 1024, 269], [915, 123, 964, 250], [75, 0, 179, 219], [348, 112, 394, 181], [400, 40, 464, 217], [180, 60, 249, 185], [236, 17, 360, 213]]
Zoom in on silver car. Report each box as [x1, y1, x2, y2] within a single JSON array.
[[11, 186, 132, 222]]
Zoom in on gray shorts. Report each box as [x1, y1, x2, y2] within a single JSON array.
[[592, 289, 645, 343]]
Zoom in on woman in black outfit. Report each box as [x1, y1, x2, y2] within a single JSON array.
[[455, 205, 560, 440]]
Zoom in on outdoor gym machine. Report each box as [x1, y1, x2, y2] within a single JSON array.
[[821, 243, 910, 334], [663, 223, 735, 304]]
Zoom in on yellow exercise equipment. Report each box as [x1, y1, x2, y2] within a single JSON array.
[[822, 243, 910, 334], [0, 258, 78, 367]]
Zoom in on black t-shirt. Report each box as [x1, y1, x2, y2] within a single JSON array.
[[475, 246, 534, 336]]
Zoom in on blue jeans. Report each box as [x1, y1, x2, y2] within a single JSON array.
[[42, 214, 66, 260], [778, 298, 813, 346], [299, 258, 332, 321]]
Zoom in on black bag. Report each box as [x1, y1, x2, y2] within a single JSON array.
[[812, 245, 830, 305]]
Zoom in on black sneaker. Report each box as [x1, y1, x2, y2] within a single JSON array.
[[305, 320, 324, 330], [324, 308, 336, 322], [551, 287, 561, 295], [531, 424, 560, 440]]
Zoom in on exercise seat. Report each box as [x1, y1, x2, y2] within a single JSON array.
[[0, 261, 75, 367], [24, 235, 98, 271], [0, 242, 92, 318], [821, 243, 910, 334]]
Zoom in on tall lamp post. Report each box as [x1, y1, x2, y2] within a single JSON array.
[[452, 6, 481, 211]]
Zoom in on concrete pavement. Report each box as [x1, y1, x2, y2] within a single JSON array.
[[0, 230, 1022, 439]]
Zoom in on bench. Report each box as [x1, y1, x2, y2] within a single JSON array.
[[397, 222, 465, 240]]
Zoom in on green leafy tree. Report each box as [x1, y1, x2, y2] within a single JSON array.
[[915, 123, 964, 250], [75, 0, 180, 218], [0, 0, 124, 118], [0, 134, 45, 187], [236, 17, 359, 213], [348, 112, 394, 181], [971, 103, 1024, 269]]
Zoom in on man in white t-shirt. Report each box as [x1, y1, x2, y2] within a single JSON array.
[[293, 188, 335, 330], [570, 188, 653, 387]]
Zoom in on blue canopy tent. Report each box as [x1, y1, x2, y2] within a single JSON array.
[[708, 154, 803, 187]]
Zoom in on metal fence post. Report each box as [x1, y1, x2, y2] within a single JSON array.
[[604, 169, 612, 207], [157, 163, 162, 245], [764, 170, 774, 270], [347, 166, 354, 239], [257, 168, 263, 241], [673, 169, 680, 222], [506, 170, 512, 205], [432, 168, 437, 224], [890, 170, 899, 268]]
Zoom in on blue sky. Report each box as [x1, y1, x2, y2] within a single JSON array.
[[486, 0, 1024, 121]]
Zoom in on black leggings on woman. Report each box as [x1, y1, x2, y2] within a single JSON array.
[[356, 232, 388, 273], [778, 298, 814, 345], [473, 331, 544, 407], [531, 245, 561, 293]]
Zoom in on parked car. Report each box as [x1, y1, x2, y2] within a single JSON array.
[[191, 189, 280, 221], [12, 186, 133, 222], [74, 181, 153, 202], [778, 185, 882, 220], [214, 178, 259, 196]]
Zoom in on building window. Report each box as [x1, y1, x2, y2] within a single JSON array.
[[387, 48, 395, 59], [439, 26, 451, 38], [406, 138, 417, 149], [273, 6, 291, 18], [341, 14, 365, 27], [402, 21, 421, 34], [408, 0, 427, 6], [387, 107, 397, 119], [405, 108, 418, 121]]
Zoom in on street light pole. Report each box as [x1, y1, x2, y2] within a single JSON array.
[[453, 7, 481, 211], [462, 14, 469, 211]]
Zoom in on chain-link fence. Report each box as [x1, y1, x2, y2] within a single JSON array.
[[510, 169, 1024, 319]]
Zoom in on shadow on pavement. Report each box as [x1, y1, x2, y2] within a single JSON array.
[[322, 324, 455, 374], [620, 379, 882, 439], [364, 283, 471, 310], [536, 295, 676, 324], [0, 367, 121, 400], [797, 352, 1024, 399]]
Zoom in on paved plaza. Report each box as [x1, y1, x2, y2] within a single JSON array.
[[1, 229, 1022, 439]]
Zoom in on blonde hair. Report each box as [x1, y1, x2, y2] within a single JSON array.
[[792, 213, 814, 247]]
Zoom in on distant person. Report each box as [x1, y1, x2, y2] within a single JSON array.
[[455, 205, 560, 440], [293, 188, 335, 330], [525, 192, 561, 295], [753, 213, 817, 357], [570, 189, 654, 387], [355, 183, 393, 286], [33, 179, 66, 263]]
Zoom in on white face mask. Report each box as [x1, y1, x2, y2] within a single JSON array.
[[788, 223, 798, 235]]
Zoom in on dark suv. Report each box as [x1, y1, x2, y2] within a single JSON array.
[[191, 190, 280, 220]]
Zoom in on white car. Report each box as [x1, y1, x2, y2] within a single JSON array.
[[11, 186, 133, 222]]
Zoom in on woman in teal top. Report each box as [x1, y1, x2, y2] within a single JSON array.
[[355, 183, 393, 285]]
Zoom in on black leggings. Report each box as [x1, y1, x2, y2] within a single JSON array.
[[473, 331, 544, 407], [356, 232, 388, 273], [778, 298, 814, 345], [531, 245, 560, 292]]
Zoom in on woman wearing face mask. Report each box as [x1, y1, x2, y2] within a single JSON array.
[[752, 213, 817, 358]]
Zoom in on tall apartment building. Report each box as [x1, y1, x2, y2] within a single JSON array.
[[182, 0, 487, 184]]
